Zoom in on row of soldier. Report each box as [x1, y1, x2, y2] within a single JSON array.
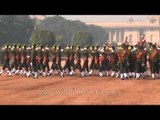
[[0, 42, 160, 80]]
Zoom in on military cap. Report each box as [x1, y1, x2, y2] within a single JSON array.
[[152, 43, 156, 49], [4, 44, 9, 49], [70, 44, 74, 49], [57, 45, 61, 50], [77, 45, 80, 49], [52, 45, 56, 50], [86, 45, 89, 49]]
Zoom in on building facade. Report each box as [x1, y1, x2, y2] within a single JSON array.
[[86, 21, 160, 45]]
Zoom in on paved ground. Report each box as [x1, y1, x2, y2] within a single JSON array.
[[0, 70, 160, 105]]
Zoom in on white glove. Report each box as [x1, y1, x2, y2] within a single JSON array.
[[30, 62, 33, 66]]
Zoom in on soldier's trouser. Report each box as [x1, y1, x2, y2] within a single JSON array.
[[120, 62, 127, 74], [2, 60, 11, 71], [111, 62, 117, 72], [37, 59, 43, 71], [74, 60, 83, 72], [51, 62, 57, 70], [90, 59, 95, 70], [106, 60, 111, 70], [101, 61, 107, 71], [91, 61, 101, 72], [129, 62, 135, 73], [150, 60, 158, 74], [11, 61, 18, 70], [82, 59, 89, 72], [26, 62, 31, 71], [63, 59, 71, 72], [135, 60, 142, 73], [43, 60, 50, 72], [56, 62, 63, 71], [19, 62, 27, 71], [32, 60, 37, 72], [17, 59, 21, 69], [70, 60, 76, 70]]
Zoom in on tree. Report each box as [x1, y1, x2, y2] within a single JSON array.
[[56, 34, 65, 47], [0, 15, 35, 45], [87, 25, 107, 45], [29, 29, 56, 45], [71, 31, 93, 47], [37, 16, 107, 45]]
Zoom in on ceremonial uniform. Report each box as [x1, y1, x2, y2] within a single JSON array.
[[42, 45, 50, 76], [74, 46, 84, 77], [89, 46, 96, 72], [82, 46, 89, 74], [109, 47, 118, 78], [0, 45, 12, 76], [36, 45, 44, 75], [69, 45, 76, 75], [26, 45, 32, 77], [30, 44, 38, 78], [149, 44, 159, 79], [135, 45, 145, 79], [49, 45, 57, 75], [118, 44, 129, 80], [63, 46, 71, 74], [11, 45, 18, 74], [56, 45, 64, 77], [19, 44, 27, 75]]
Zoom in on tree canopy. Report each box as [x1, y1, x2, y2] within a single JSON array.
[[37, 16, 107, 46], [71, 31, 93, 46], [0, 15, 35, 45], [29, 29, 56, 45]]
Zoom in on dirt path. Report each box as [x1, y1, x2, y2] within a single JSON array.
[[0, 72, 160, 105]]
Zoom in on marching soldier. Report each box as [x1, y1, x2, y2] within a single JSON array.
[[99, 45, 108, 76], [95, 45, 103, 77], [141, 45, 148, 79], [30, 44, 38, 78], [19, 44, 27, 75], [63, 45, 71, 75], [36, 45, 44, 75], [15, 44, 21, 74], [128, 45, 136, 78], [74, 45, 84, 77], [69, 45, 76, 76], [88, 45, 95, 75], [116, 44, 122, 78], [42, 45, 50, 76], [48, 45, 57, 75], [10, 44, 18, 74], [109, 45, 118, 78], [149, 44, 159, 79], [119, 44, 129, 80], [104, 45, 111, 76], [26, 44, 32, 77], [82, 45, 89, 74], [0, 44, 12, 76], [56, 45, 64, 77], [89, 45, 102, 77], [157, 43, 160, 78], [135, 44, 145, 79]]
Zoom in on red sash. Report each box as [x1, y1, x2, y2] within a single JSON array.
[[150, 50, 157, 59], [137, 51, 143, 59]]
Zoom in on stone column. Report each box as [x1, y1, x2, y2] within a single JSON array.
[[121, 30, 124, 43], [116, 29, 119, 43]]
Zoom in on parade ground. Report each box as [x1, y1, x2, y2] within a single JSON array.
[[0, 67, 160, 105]]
